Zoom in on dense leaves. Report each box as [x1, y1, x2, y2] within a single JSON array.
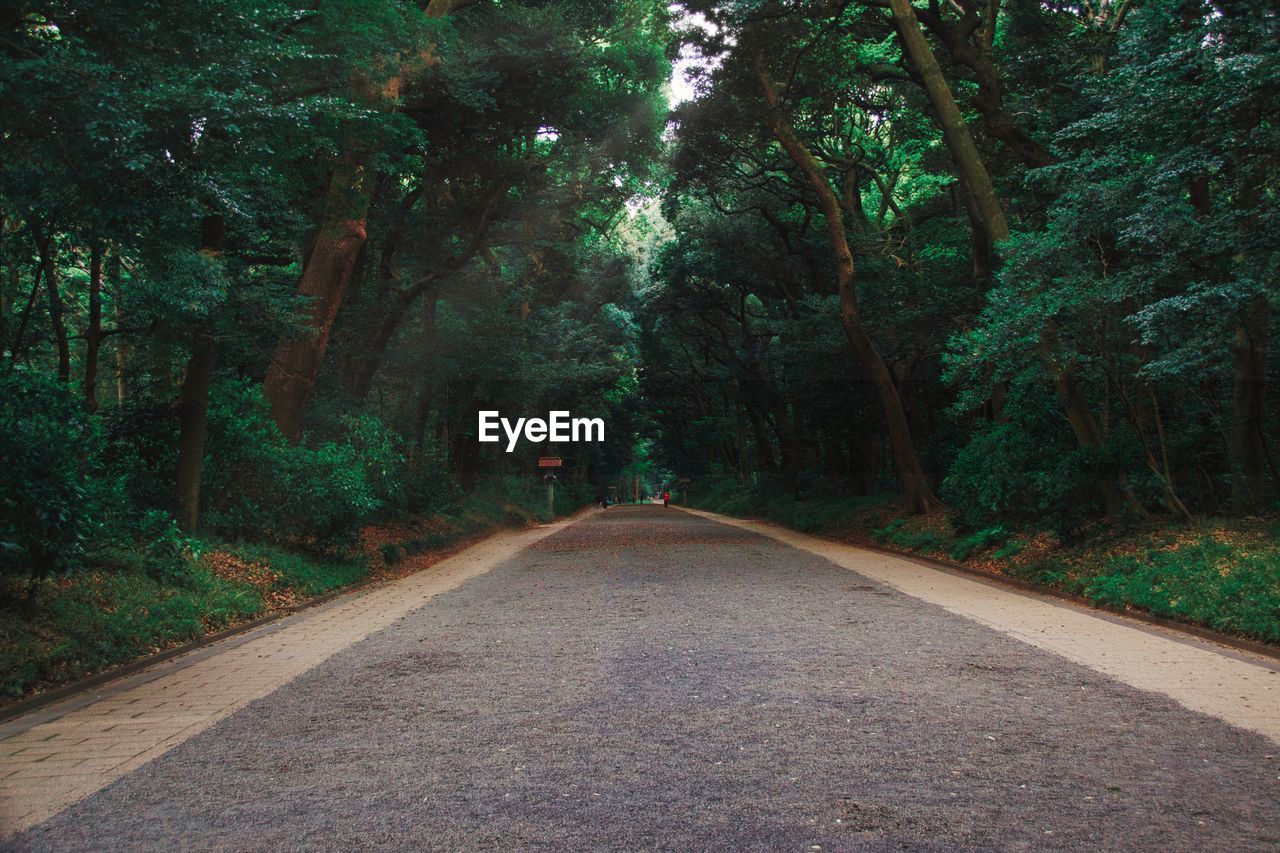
[[0, 0, 1276, 585], [640, 0, 1278, 533], [0, 0, 671, 584]]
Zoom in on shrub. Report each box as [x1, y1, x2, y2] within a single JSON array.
[[0, 371, 106, 580], [1084, 540, 1280, 643], [99, 401, 179, 520], [201, 380, 390, 546]]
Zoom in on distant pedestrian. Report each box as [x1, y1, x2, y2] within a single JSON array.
[[661, 490, 670, 508]]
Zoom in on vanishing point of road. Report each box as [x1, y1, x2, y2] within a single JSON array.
[[3, 506, 1278, 850]]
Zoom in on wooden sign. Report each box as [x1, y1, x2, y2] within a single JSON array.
[[538, 457, 562, 468]]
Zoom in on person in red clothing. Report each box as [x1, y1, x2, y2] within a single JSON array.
[[661, 490, 670, 508]]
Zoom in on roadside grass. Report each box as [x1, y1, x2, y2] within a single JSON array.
[[0, 480, 591, 705], [693, 492, 1280, 645], [0, 560, 265, 702]]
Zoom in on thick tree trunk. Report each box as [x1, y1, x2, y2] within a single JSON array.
[[174, 214, 224, 533], [891, 358, 929, 450], [83, 244, 104, 413], [888, 0, 1011, 244], [755, 54, 939, 513], [264, 158, 370, 440], [1230, 294, 1270, 504], [262, 0, 464, 441], [913, 5, 1054, 169]]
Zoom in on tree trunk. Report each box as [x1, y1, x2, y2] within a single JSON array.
[[849, 433, 883, 496], [39, 235, 71, 383], [174, 328, 215, 533], [913, 5, 1054, 169], [346, 184, 496, 402], [888, 0, 1011, 243], [109, 249, 128, 404], [411, 294, 439, 459], [264, 157, 371, 440], [1040, 326, 1146, 520], [83, 243, 104, 413], [1230, 294, 1270, 504], [1050, 363, 1124, 518], [746, 401, 778, 472], [755, 52, 940, 513], [174, 214, 224, 533], [347, 277, 437, 401], [262, 0, 465, 441], [456, 433, 480, 493], [0, 218, 12, 351]]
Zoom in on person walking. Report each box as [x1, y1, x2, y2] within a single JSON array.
[[661, 490, 670, 508]]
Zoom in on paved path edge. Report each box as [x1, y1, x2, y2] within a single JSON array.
[[679, 506, 1280, 745], [679, 507, 1280, 661], [0, 507, 598, 727]]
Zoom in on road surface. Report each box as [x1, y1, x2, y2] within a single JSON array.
[[3, 506, 1279, 850]]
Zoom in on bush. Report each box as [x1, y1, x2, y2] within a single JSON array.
[[942, 420, 1126, 533], [762, 494, 882, 532], [0, 371, 106, 579], [225, 542, 366, 597], [99, 400, 179, 519], [1084, 540, 1280, 643], [201, 380, 392, 546]]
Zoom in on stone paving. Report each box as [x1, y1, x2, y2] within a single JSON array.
[[2, 506, 1278, 846], [687, 508, 1280, 744], [6, 506, 1279, 851], [0, 517, 583, 838]]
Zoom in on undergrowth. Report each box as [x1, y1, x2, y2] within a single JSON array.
[[0, 476, 590, 703]]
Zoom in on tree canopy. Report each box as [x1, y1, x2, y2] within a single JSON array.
[[1, 0, 1276, 583]]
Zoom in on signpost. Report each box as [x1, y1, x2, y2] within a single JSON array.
[[538, 457, 561, 522]]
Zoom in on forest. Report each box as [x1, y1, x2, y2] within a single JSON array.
[[1, 0, 1277, 699]]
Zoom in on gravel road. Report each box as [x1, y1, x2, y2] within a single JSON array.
[[8, 506, 1279, 851]]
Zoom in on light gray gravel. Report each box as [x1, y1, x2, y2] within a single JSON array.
[[7, 506, 1280, 851]]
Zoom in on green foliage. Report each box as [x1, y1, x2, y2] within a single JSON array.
[[1, 0, 1277, 692], [872, 520, 944, 554], [0, 564, 262, 700], [1084, 541, 1280, 643], [202, 381, 387, 546], [941, 417, 1122, 533], [0, 372, 106, 579], [224, 543, 366, 598], [762, 494, 884, 533], [949, 526, 1011, 561]]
